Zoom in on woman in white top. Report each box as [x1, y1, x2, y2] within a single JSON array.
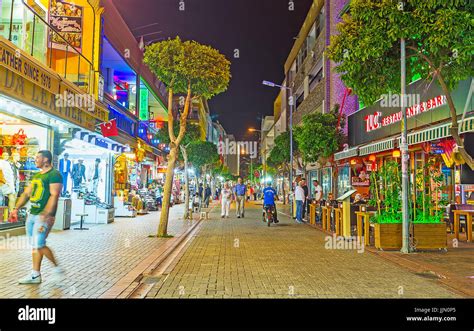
[[294, 181, 306, 223], [220, 182, 233, 218]]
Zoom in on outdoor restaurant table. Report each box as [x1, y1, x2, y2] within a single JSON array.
[[453, 209, 474, 242]]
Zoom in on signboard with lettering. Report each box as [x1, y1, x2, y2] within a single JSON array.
[[49, 0, 84, 52], [0, 65, 97, 131], [0, 37, 60, 94], [139, 88, 149, 121], [348, 79, 472, 146]]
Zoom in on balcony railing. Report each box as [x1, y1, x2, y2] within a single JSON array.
[[2, 0, 94, 95]]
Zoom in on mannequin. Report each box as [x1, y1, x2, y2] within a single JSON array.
[[87, 158, 103, 196], [59, 153, 72, 195], [72, 158, 86, 189]]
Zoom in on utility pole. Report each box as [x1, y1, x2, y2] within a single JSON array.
[[289, 86, 294, 217], [400, 36, 410, 253]]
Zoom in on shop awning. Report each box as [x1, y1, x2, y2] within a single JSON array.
[[334, 147, 359, 161], [359, 138, 395, 156], [396, 116, 474, 146]]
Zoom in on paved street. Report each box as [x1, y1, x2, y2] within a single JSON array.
[[0, 205, 195, 298], [0, 201, 468, 299], [146, 201, 461, 298]]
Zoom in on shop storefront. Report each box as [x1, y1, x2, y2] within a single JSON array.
[[0, 35, 112, 231], [337, 77, 473, 204]]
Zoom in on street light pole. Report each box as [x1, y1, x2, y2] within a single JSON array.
[[289, 86, 294, 217], [262, 80, 295, 217], [400, 37, 411, 253]]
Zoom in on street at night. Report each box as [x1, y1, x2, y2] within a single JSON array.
[[0, 0, 472, 330]]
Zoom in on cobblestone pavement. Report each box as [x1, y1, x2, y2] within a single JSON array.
[[0, 204, 194, 298], [147, 201, 461, 298]]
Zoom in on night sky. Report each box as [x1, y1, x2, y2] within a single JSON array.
[[113, 0, 313, 140]]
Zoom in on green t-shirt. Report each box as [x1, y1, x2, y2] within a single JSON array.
[[29, 168, 63, 215]]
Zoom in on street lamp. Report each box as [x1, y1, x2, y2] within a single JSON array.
[[262, 80, 294, 215]]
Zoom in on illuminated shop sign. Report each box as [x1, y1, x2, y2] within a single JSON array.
[[364, 95, 447, 132]]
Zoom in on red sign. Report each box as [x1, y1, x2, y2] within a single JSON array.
[[364, 95, 447, 132]]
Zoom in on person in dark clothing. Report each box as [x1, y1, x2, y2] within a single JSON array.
[[301, 179, 309, 220], [204, 186, 212, 207]]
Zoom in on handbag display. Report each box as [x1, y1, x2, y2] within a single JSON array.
[[19, 147, 28, 158], [2, 135, 13, 146], [12, 129, 27, 145]]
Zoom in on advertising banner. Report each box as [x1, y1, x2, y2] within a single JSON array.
[[49, 0, 84, 52]]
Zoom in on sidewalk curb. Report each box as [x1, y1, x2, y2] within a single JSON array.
[[99, 210, 206, 299]]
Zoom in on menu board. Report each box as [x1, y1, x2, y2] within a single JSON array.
[[49, 0, 83, 52]]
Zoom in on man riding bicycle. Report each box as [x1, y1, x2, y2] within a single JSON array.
[[262, 182, 279, 223]]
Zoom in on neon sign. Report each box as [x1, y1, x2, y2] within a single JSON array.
[[364, 95, 447, 132]]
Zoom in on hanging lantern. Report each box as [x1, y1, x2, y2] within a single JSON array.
[[392, 150, 401, 158], [368, 154, 376, 162], [350, 158, 357, 165]]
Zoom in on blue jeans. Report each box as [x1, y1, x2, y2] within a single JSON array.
[[296, 200, 303, 221], [26, 214, 51, 249]]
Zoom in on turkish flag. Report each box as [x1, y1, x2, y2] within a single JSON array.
[[100, 119, 119, 137]]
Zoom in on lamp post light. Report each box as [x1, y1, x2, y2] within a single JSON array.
[[262, 80, 294, 216]]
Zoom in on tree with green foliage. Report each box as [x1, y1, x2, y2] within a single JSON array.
[[327, 0, 474, 169], [188, 141, 220, 203], [267, 131, 298, 204], [144, 37, 231, 236], [294, 108, 345, 165], [155, 123, 201, 220]]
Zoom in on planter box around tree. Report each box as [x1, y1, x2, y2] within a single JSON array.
[[374, 223, 447, 251], [413, 223, 447, 250], [374, 223, 402, 250]]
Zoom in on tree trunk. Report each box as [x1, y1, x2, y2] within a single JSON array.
[[180, 145, 191, 220], [158, 146, 178, 236], [157, 84, 192, 236]]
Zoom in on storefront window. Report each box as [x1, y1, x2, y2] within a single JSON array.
[[101, 37, 138, 115], [0, 111, 49, 230], [321, 167, 332, 200], [337, 165, 351, 197]]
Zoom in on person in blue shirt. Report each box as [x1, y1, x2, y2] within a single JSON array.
[[262, 182, 279, 223], [233, 177, 247, 218]]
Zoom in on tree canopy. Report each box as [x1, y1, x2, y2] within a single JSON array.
[[144, 37, 231, 98], [188, 141, 220, 172], [326, 0, 473, 105], [295, 109, 345, 164]]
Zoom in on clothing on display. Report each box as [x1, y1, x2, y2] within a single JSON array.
[[59, 157, 72, 195], [72, 162, 86, 189]]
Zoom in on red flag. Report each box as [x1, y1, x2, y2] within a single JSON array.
[[100, 119, 119, 137]]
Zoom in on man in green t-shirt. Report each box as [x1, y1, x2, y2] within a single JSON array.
[[10, 150, 64, 285]]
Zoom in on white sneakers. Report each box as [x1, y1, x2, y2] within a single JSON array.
[[18, 274, 42, 285], [18, 267, 64, 285]]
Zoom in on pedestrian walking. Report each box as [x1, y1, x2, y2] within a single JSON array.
[[301, 179, 309, 220], [220, 183, 233, 218], [233, 177, 246, 218], [204, 185, 212, 208], [295, 180, 305, 224], [10, 150, 64, 284]]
